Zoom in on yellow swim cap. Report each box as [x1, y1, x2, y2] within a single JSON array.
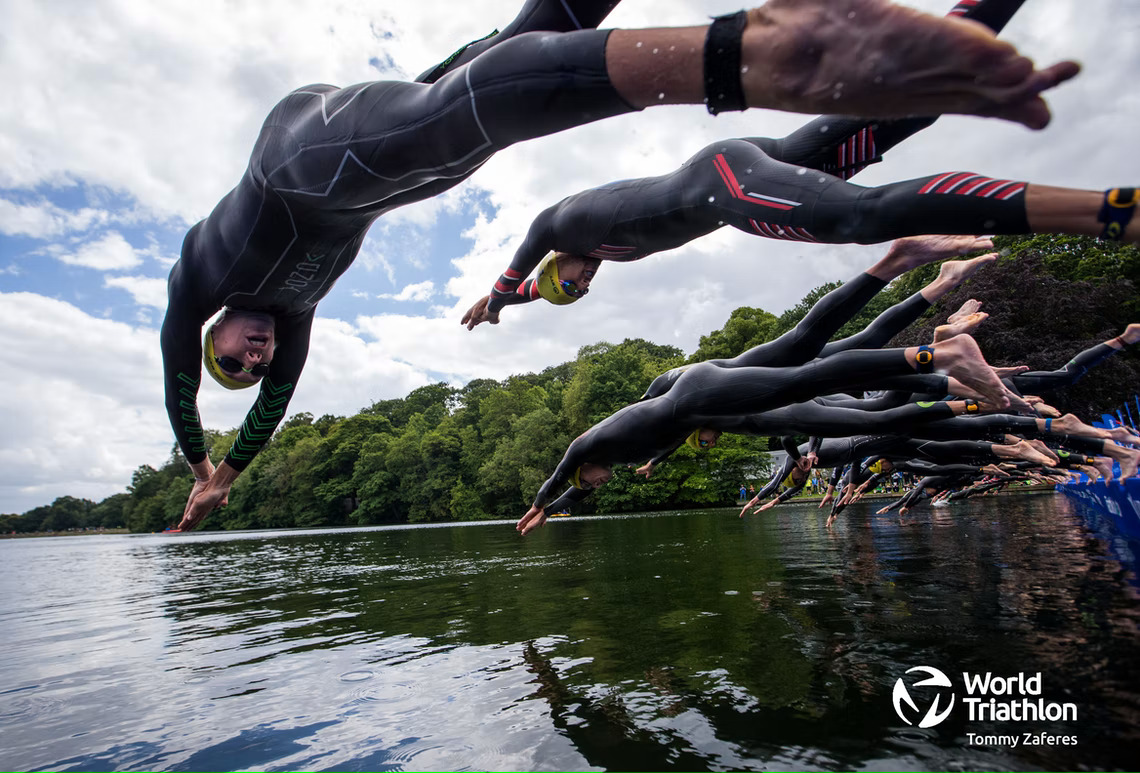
[[536, 252, 579, 305], [869, 459, 884, 475], [203, 323, 257, 390], [570, 466, 584, 489], [685, 429, 705, 451]]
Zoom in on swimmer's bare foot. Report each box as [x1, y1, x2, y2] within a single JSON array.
[[934, 312, 989, 342], [1103, 426, 1139, 445], [1022, 438, 1060, 466], [946, 376, 989, 403], [738, 0, 1079, 127], [1114, 323, 1140, 347], [1101, 442, 1140, 480], [993, 439, 1057, 467], [923, 334, 1009, 407], [1002, 387, 1034, 414], [1091, 457, 1115, 481], [873, 235, 994, 280], [933, 253, 997, 295], [947, 298, 983, 324], [992, 365, 1030, 378], [1047, 412, 1103, 439]]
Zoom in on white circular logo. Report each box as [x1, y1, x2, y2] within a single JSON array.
[[893, 665, 956, 728]]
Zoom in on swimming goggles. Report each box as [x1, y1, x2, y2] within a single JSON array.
[[215, 356, 270, 377]]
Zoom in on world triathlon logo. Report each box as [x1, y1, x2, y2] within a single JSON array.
[[892, 666, 956, 728]]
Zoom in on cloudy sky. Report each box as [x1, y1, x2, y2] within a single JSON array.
[[1, 0, 1137, 514]]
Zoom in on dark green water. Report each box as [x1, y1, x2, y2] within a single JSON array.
[[2, 493, 1138, 771]]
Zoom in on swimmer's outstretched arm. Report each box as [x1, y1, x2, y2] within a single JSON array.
[[463, 208, 560, 330], [740, 454, 797, 517], [605, 0, 1077, 127], [636, 435, 689, 478]]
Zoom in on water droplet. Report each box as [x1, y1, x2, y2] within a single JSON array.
[[796, 167, 807, 175], [658, 92, 665, 100], [669, 45, 676, 51], [636, 41, 643, 48], [745, 169, 752, 174], [717, 221, 724, 226], [740, 64, 749, 74], [819, 124, 829, 133], [833, 91, 843, 100], [708, 196, 716, 203], [652, 48, 659, 54], [818, 176, 827, 183], [848, 10, 856, 18]]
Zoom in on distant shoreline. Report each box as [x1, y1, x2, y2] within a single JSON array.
[[4, 487, 1061, 538], [1, 528, 130, 540]]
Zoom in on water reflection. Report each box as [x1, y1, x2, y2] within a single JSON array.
[[1, 495, 1138, 771]]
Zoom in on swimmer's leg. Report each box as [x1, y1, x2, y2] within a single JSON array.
[[819, 240, 996, 356], [1010, 336, 1126, 394], [417, 0, 620, 82], [695, 334, 1010, 416], [759, 0, 1030, 176]]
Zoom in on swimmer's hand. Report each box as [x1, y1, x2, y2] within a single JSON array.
[[635, 461, 655, 478], [177, 461, 236, 531], [461, 295, 500, 331], [516, 504, 547, 535], [739, 493, 763, 518]]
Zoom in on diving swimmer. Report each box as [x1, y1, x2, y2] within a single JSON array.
[[163, 0, 1079, 530]]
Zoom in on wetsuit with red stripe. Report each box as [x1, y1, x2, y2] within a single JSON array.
[[484, 0, 1028, 312], [487, 139, 1031, 312]]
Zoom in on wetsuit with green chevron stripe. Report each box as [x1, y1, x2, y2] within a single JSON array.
[[160, 0, 636, 471]]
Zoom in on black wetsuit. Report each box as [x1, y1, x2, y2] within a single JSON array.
[[161, 5, 634, 470], [534, 346, 958, 512], [486, 0, 1029, 312], [1008, 341, 1123, 395], [641, 269, 942, 400]]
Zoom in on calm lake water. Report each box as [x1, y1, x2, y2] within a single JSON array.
[[3, 493, 1139, 772]]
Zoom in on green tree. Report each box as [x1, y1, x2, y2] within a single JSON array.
[[690, 307, 779, 362]]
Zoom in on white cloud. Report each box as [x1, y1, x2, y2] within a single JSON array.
[[378, 280, 435, 302], [0, 293, 169, 512], [0, 198, 109, 238], [45, 231, 143, 271], [103, 275, 169, 309]]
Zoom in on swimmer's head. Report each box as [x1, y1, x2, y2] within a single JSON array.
[[203, 309, 276, 390], [570, 462, 613, 490], [685, 428, 722, 451], [536, 252, 600, 305]]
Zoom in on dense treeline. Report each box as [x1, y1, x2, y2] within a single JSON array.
[[4, 235, 1136, 534]]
